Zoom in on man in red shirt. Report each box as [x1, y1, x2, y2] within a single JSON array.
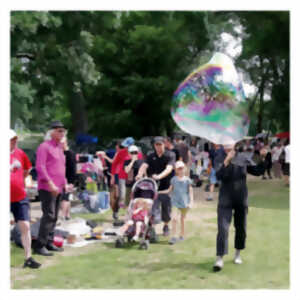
[[110, 137, 135, 220], [10, 129, 41, 269]]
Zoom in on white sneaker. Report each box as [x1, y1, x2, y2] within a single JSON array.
[[234, 255, 243, 264], [213, 257, 224, 272], [132, 235, 139, 242]]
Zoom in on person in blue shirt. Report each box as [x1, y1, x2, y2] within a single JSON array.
[[159, 160, 194, 245]]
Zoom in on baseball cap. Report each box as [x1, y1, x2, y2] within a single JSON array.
[[50, 121, 65, 129], [175, 160, 185, 169], [9, 129, 17, 140], [128, 145, 139, 153], [153, 136, 165, 144], [121, 137, 135, 148]]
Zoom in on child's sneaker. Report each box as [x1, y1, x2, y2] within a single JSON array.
[[168, 237, 177, 245], [163, 225, 170, 236], [178, 236, 184, 242]]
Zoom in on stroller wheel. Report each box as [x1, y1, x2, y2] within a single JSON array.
[[149, 228, 159, 243], [139, 241, 149, 250], [115, 237, 125, 248]]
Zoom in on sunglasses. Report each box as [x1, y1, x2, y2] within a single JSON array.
[[130, 151, 138, 155]]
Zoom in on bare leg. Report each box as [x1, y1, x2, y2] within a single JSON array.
[[18, 221, 32, 259], [171, 217, 177, 237], [61, 200, 71, 218], [180, 213, 186, 238], [134, 221, 143, 239], [119, 220, 132, 235]]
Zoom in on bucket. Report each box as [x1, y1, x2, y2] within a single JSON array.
[[53, 235, 64, 248]]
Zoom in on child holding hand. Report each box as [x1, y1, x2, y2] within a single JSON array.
[[159, 161, 194, 244]]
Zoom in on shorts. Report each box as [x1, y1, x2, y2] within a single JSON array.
[[114, 174, 119, 185], [62, 192, 70, 201], [209, 168, 217, 185], [282, 163, 290, 176], [172, 207, 189, 218], [11, 198, 30, 222]]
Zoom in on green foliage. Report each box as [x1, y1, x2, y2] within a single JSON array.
[[10, 11, 289, 140]]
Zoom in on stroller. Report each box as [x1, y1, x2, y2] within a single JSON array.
[[115, 178, 159, 250]]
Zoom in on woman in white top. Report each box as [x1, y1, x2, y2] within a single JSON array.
[[282, 140, 290, 186], [271, 142, 283, 179]]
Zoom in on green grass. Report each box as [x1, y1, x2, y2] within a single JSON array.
[[11, 178, 289, 289]]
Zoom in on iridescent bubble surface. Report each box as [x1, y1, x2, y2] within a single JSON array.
[[171, 52, 249, 145]]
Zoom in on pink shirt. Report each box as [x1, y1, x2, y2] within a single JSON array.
[[36, 139, 67, 193], [132, 208, 148, 222]]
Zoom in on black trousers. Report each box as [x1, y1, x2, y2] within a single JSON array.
[[36, 190, 62, 248], [216, 205, 248, 256], [152, 194, 171, 224]]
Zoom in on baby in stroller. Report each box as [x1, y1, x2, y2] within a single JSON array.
[[115, 178, 158, 250]]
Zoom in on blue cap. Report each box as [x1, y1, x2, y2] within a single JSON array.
[[121, 137, 135, 148]]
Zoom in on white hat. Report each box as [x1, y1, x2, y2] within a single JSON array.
[[128, 145, 139, 153], [175, 160, 185, 169], [9, 129, 17, 140]]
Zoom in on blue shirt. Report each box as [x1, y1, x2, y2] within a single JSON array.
[[170, 176, 192, 208]]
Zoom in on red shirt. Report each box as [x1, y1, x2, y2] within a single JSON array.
[[111, 148, 129, 179], [111, 148, 143, 179], [10, 148, 32, 203]]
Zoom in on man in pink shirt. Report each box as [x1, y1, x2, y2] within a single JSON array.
[[34, 121, 68, 256]]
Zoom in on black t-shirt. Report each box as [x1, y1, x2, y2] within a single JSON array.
[[124, 159, 144, 186], [64, 150, 77, 184], [145, 150, 175, 190]]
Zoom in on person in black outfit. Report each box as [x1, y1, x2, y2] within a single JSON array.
[[61, 137, 76, 220], [124, 145, 144, 188], [213, 144, 266, 272], [262, 147, 272, 180], [136, 136, 175, 236]]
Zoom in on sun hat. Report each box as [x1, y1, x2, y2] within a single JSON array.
[[9, 129, 17, 140], [49, 121, 65, 129], [121, 137, 135, 148], [128, 145, 139, 153], [175, 160, 185, 169]]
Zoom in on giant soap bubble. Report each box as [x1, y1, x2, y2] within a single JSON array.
[[171, 52, 249, 145]]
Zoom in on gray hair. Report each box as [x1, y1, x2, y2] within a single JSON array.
[[44, 129, 54, 141]]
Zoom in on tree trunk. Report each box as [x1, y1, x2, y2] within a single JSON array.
[[69, 90, 89, 136]]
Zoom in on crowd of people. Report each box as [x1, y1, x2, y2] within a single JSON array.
[[10, 120, 290, 271]]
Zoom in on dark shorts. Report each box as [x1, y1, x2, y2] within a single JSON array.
[[282, 163, 290, 176], [62, 192, 70, 201], [114, 174, 119, 185], [11, 198, 30, 222]]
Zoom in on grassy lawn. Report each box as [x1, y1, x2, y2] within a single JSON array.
[[10, 178, 289, 289]]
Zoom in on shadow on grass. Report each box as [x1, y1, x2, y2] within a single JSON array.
[[102, 239, 170, 250], [140, 260, 215, 274]]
